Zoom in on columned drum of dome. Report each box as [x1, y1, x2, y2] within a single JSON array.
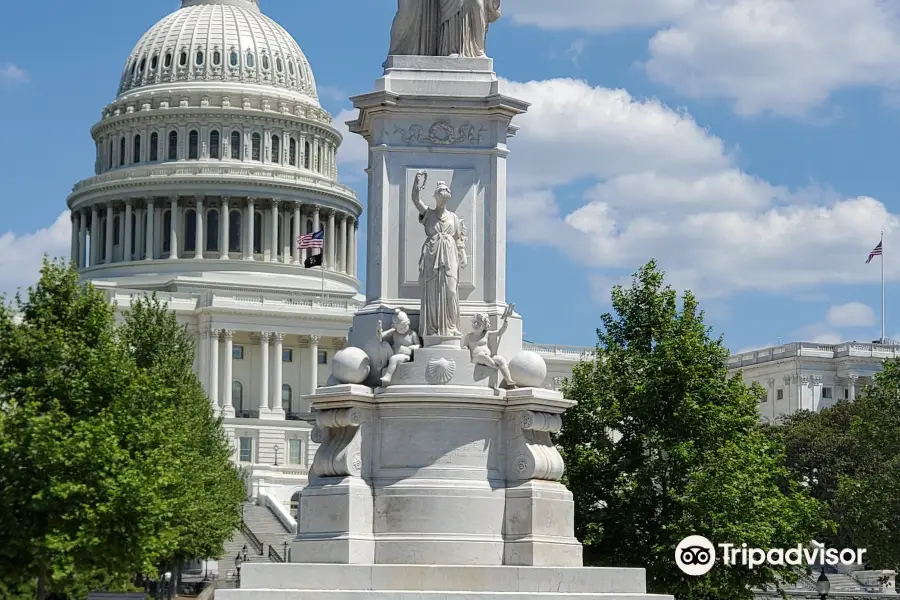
[[66, 0, 361, 293]]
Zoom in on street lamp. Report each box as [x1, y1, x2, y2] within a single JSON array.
[[241, 543, 249, 563], [816, 568, 830, 599], [283, 540, 289, 562], [234, 552, 243, 586], [273, 444, 281, 466]]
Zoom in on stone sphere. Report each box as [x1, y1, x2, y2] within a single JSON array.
[[509, 351, 548, 388], [331, 346, 371, 385]]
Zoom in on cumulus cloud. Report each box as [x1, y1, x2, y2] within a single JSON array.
[[502, 78, 899, 298], [506, 0, 900, 117], [0, 212, 71, 297], [0, 62, 29, 86], [334, 108, 368, 178], [826, 302, 876, 328]]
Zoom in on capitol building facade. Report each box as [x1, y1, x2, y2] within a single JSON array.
[[66, 0, 588, 523]]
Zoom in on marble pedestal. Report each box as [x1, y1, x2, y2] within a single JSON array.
[[217, 564, 673, 599]]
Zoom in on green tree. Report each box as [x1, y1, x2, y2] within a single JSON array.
[[558, 261, 826, 600], [834, 360, 900, 570], [0, 260, 243, 598]]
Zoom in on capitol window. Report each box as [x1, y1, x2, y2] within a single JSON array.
[[229, 210, 242, 252], [206, 209, 219, 252], [233, 382, 245, 416], [822, 387, 833, 399], [210, 130, 220, 160], [289, 139, 297, 166], [113, 216, 120, 246], [149, 132, 159, 162], [238, 437, 252, 463], [213, 50, 221, 66], [184, 210, 197, 253], [230, 50, 239, 68], [179, 50, 188, 67], [288, 60, 295, 76], [167, 131, 178, 161], [195, 50, 204, 66], [162, 210, 172, 253], [276, 57, 283, 72], [164, 52, 172, 68], [246, 51, 255, 69], [282, 384, 292, 412], [289, 440, 302, 465], [133, 134, 141, 164], [188, 130, 199, 160], [272, 135, 281, 164], [776, 388, 784, 400], [233, 345, 244, 360], [108, 140, 113, 170], [283, 349, 293, 362], [262, 54, 270, 71], [304, 141, 311, 169], [230, 131, 242, 159], [139, 57, 146, 74], [318, 350, 328, 365], [251, 133, 261, 161], [131, 213, 137, 256], [253, 212, 262, 254], [151, 53, 158, 70], [119, 136, 126, 166]]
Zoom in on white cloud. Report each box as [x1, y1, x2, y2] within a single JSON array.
[[0, 62, 29, 86], [0, 212, 71, 297], [506, 0, 900, 117], [334, 108, 368, 177], [502, 78, 900, 298], [826, 302, 876, 328]]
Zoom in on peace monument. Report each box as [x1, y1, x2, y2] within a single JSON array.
[[219, 4, 672, 598]]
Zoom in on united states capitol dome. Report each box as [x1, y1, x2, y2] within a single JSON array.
[[118, 0, 319, 105]]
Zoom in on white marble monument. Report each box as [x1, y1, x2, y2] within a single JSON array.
[[219, 8, 672, 600]]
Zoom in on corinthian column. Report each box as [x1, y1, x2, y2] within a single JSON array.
[[271, 333, 285, 418], [222, 330, 235, 417], [208, 327, 219, 414], [145, 198, 155, 260], [245, 198, 255, 260], [292, 202, 302, 265], [257, 332, 270, 416], [90, 205, 99, 266], [78, 210, 88, 268], [270, 199, 280, 262], [220, 197, 230, 260], [104, 202, 114, 263], [123, 199, 133, 261], [195, 196, 204, 259], [339, 213, 348, 273], [326, 210, 336, 269], [169, 196, 179, 259]]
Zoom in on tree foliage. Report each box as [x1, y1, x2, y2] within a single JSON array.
[[558, 261, 826, 600], [0, 260, 244, 598]]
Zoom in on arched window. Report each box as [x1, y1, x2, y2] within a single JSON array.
[[306, 219, 313, 234], [232, 381, 244, 414], [131, 212, 137, 256], [289, 138, 297, 166], [288, 60, 295, 76], [271, 135, 280, 164], [149, 132, 159, 162], [168, 131, 178, 161], [246, 52, 255, 69], [130, 61, 136, 78], [119, 136, 126, 166], [277, 215, 284, 257], [108, 140, 113, 170], [179, 51, 188, 67], [229, 210, 242, 253], [209, 130, 220, 160], [188, 130, 199, 159], [262, 54, 270, 71], [113, 215, 120, 246], [303, 141, 311, 169], [162, 210, 172, 253], [164, 52, 173, 68], [206, 209, 219, 252], [230, 131, 241, 159], [213, 50, 221, 66], [276, 57, 283, 72], [316, 150, 322, 173], [290, 492, 301, 517], [251, 133, 261, 161], [230, 50, 239, 67], [184, 209, 197, 253], [253, 211, 262, 254], [282, 384, 292, 412], [151, 54, 159, 70], [133, 134, 141, 164], [195, 50, 204, 66], [99, 219, 107, 261], [139, 57, 147, 74]]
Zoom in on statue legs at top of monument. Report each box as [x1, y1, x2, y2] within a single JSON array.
[[438, 0, 501, 58], [388, 0, 501, 58]]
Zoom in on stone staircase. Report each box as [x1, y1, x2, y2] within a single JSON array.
[[216, 501, 294, 583]]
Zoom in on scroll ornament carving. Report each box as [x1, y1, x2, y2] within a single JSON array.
[[311, 408, 363, 478], [386, 122, 487, 146], [509, 411, 565, 482]]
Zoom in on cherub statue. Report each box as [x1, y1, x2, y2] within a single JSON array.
[[464, 304, 516, 389], [377, 309, 421, 387]]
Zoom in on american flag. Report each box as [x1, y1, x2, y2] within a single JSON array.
[[298, 229, 325, 250], [866, 241, 883, 264]]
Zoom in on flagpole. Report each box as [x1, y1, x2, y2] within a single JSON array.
[[882, 230, 885, 343]]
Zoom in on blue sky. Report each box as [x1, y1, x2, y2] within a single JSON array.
[[3, 0, 900, 352]]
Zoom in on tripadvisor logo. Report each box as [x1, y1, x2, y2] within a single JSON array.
[[675, 536, 867, 576]]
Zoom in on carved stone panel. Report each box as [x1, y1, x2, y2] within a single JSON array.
[[378, 417, 497, 471], [400, 167, 477, 297]]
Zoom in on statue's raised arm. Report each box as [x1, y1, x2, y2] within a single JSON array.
[[412, 170, 429, 216]]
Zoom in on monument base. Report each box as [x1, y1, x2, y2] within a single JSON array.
[[217, 564, 674, 600]]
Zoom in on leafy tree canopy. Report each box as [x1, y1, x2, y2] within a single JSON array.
[[0, 260, 244, 599], [558, 260, 827, 600]]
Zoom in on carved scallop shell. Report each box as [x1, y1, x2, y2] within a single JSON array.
[[426, 358, 456, 385]]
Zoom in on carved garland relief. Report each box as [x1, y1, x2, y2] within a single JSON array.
[[384, 121, 487, 146]]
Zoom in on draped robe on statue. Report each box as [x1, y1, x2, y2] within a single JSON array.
[[388, 0, 501, 58], [418, 208, 466, 338], [438, 0, 501, 58]]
